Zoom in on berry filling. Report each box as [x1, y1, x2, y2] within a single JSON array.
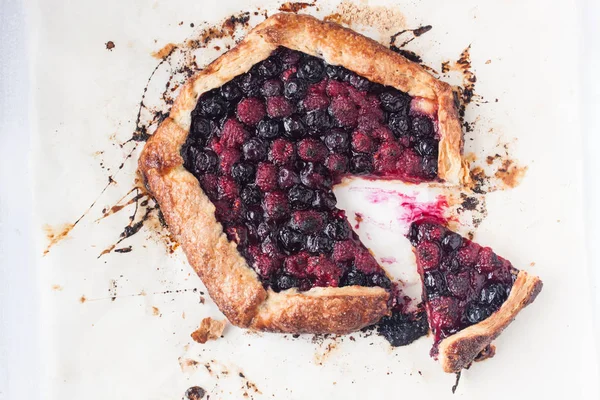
[[407, 219, 518, 355], [182, 47, 440, 292]]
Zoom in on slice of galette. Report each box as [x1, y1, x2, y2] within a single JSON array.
[[408, 218, 543, 372], [139, 13, 467, 334]]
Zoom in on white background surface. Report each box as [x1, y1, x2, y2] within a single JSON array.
[[2, 0, 600, 399]]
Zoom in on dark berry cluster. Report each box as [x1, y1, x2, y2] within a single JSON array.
[[182, 47, 440, 291], [407, 219, 517, 344]]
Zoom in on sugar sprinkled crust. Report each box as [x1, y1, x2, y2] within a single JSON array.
[[437, 270, 543, 372], [139, 13, 466, 334]]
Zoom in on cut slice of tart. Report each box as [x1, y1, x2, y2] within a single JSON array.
[[407, 218, 543, 372], [139, 13, 467, 334]]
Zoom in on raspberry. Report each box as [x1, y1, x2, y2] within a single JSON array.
[[263, 191, 289, 220], [374, 142, 402, 173], [290, 210, 325, 233], [417, 222, 445, 242], [371, 126, 395, 142], [351, 131, 375, 153], [214, 199, 242, 223], [200, 174, 218, 199], [446, 271, 471, 299], [428, 296, 460, 329], [281, 67, 297, 81], [329, 96, 358, 127], [475, 247, 500, 273], [217, 176, 238, 200], [253, 254, 279, 278], [307, 255, 342, 287], [255, 162, 279, 192], [220, 119, 248, 149], [284, 252, 310, 278], [326, 80, 349, 97], [308, 80, 327, 94], [354, 248, 380, 274], [332, 240, 356, 263], [302, 93, 330, 111], [347, 86, 368, 106], [325, 154, 349, 175], [298, 138, 328, 163], [266, 96, 294, 118], [416, 241, 441, 271], [218, 148, 241, 175], [237, 97, 266, 126], [396, 148, 422, 178], [269, 139, 295, 166]]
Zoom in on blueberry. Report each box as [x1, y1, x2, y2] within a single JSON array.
[[377, 310, 429, 347], [190, 117, 213, 141], [260, 79, 283, 97], [345, 72, 371, 91], [415, 138, 438, 157], [220, 82, 242, 102], [300, 162, 331, 189], [324, 219, 350, 240], [349, 155, 373, 174], [325, 65, 346, 80], [371, 273, 392, 289], [257, 221, 275, 240], [411, 116, 434, 137], [421, 157, 438, 179], [257, 119, 281, 139], [257, 58, 280, 78], [278, 226, 306, 253], [231, 162, 256, 184], [442, 232, 463, 251], [305, 110, 332, 130], [242, 138, 267, 162], [238, 72, 262, 96], [297, 57, 325, 83], [278, 168, 300, 189], [283, 79, 307, 101], [407, 223, 420, 246], [479, 283, 508, 306], [323, 129, 350, 153], [312, 190, 337, 210], [240, 185, 261, 205], [424, 271, 447, 299], [283, 115, 307, 139], [341, 268, 369, 286], [388, 113, 411, 137], [306, 235, 333, 254], [273, 274, 298, 291], [244, 207, 263, 225], [197, 95, 228, 118], [466, 302, 492, 324], [288, 184, 315, 210], [379, 90, 411, 113], [191, 149, 218, 173]]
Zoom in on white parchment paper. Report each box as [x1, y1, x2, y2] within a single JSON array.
[[29, 0, 599, 399]]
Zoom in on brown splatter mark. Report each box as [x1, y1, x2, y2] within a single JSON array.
[[485, 59, 491, 64], [179, 357, 200, 373], [152, 43, 178, 59], [494, 159, 527, 188], [79, 295, 87, 303], [354, 212, 363, 229], [185, 386, 206, 400], [114, 246, 132, 253], [51, 284, 63, 291], [530, 262, 536, 267], [105, 41, 115, 50], [108, 279, 118, 301], [43, 223, 74, 255], [314, 339, 339, 365], [279, 2, 315, 13], [152, 306, 160, 316], [191, 317, 226, 344], [441, 45, 477, 117], [324, 0, 407, 39]]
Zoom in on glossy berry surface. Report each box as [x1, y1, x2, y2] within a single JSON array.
[[182, 47, 441, 291], [407, 219, 518, 349]]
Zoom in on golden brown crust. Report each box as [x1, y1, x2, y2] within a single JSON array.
[[249, 286, 390, 334], [437, 270, 543, 372], [139, 13, 466, 334]]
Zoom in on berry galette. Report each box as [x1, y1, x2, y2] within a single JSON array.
[[408, 218, 543, 372], [139, 13, 541, 371]]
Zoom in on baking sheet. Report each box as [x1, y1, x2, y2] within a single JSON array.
[[28, 0, 599, 399]]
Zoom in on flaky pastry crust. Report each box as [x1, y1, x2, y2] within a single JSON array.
[[139, 13, 466, 334], [437, 270, 543, 372]]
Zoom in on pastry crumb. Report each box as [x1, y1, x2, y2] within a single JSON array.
[[324, 0, 406, 38], [191, 317, 226, 344], [105, 41, 115, 50], [51, 284, 63, 291], [152, 306, 160, 316]]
